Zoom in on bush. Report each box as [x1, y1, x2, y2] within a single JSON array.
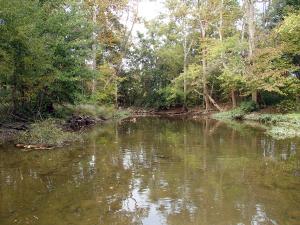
[[213, 101, 258, 120], [18, 119, 80, 147], [261, 92, 284, 106], [54, 103, 131, 121], [259, 114, 279, 123], [240, 101, 258, 113], [276, 99, 298, 113], [154, 87, 184, 109]]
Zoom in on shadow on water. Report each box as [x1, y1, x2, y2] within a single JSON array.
[[0, 117, 299, 225]]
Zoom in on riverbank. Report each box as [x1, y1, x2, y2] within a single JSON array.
[[0, 106, 217, 149], [0, 105, 132, 150], [1, 104, 300, 149], [212, 110, 300, 139], [116, 106, 300, 140]]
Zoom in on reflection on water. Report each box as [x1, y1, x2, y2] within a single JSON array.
[[0, 118, 299, 225]]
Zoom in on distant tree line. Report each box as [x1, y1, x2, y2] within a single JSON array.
[[0, 0, 299, 121]]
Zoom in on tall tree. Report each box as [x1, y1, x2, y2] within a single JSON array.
[[0, 0, 93, 118], [245, 0, 258, 103]]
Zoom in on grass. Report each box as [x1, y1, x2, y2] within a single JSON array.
[[14, 104, 132, 148], [212, 108, 246, 120], [244, 113, 300, 139], [17, 119, 82, 147], [212, 101, 258, 120], [244, 113, 300, 124], [213, 106, 300, 139]]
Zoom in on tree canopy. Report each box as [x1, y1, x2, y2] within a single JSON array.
[[0, 0, 299, 119]]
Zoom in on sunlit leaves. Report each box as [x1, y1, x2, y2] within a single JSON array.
[[277, 11, 300, 54]]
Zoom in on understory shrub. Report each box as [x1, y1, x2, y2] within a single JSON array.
[[240, 101, 258, 112], [213, 101, 258, 120], [18, 119, 80, 146], [276, 99, 299, 113], [54, 103, 131, 120]]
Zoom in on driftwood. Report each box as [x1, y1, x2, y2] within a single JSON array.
[[65, 115, 105, 131], [15, 144, 54, 150]]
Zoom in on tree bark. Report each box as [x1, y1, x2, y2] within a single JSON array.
[[91, 2, 98, 93], [202, 50, 211, 111], [207, 94, 222, 112], [104, 1, 139, 107], [199, 20, 211, 111], [183, 54, 187, 105], [246, 0, 258, 103], [231, 89, 237, 108], [251, 90, 257, 103]]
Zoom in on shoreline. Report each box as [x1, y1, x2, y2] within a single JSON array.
[[1, 107, 299, 149]]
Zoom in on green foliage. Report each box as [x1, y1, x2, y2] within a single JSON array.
[[261, 92, 285, 106], [277, 11, 300, 54], [54, 103, 131, 120], [246, 46, 295, 97], [156, 86, 184, 109], [245, 113, 300, 124], [212, 108, 246, 120], [0, 0, 93, 119], [243, 113, 300, 139], [18, 119, 80, 146], [213, 101, 258, 120], [0, 0, 299, 115], [266, 0, 300, 28], [211, 36, 247, 97], [276, 99, 299, 113], [267, 124, 300, 139], [120, 29, 184, 108], [240, 101, 258, 112]]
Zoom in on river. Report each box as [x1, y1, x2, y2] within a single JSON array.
[[0, 117, 299, 225]]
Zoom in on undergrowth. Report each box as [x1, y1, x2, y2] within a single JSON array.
[[213, 101, 258, 120], [18, 119, 81, 147], [54, 104, 131, 120], [213, 101, 300, 139]]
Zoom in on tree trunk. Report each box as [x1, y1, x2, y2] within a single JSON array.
[[183, 53, 187, 106], [91, 2, 98, 93], [104, 1, 139, 108], [247, 0, 255, 58], [246, 0, 257, 103], [231, 89, 237, 108], [200, 22, 210, 111], [208, 94, 222, 111], [252, 90, 258, 103], [203, 53, 211, 111]]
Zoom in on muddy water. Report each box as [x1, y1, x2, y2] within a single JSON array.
[[0, 118, 299, 225]]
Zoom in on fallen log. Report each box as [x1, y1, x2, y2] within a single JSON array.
[[15, 144, 54, 150], [207, 95, 223, 112]]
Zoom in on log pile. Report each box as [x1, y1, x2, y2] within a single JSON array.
[[65, 115, 105, 131]]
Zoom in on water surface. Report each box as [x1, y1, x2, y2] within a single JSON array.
[[0, 118, 299, 225]]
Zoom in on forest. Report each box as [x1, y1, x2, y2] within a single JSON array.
[[0, 0, 299, 118], [0, 0, 300, 144], [1, 1, 300, 224]]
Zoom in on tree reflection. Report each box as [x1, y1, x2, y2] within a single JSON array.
[[0, 118, 299, 225]]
